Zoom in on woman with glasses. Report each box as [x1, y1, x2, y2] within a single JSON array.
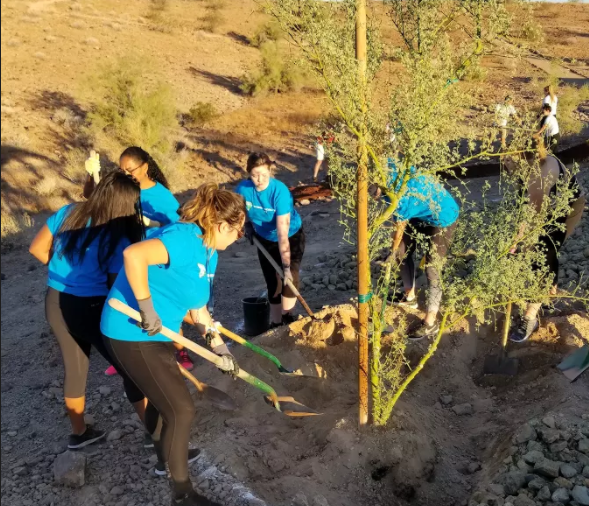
[[29, 172, 147, 450], [101, 183, 244, 506], [236, 153, 305, 328]]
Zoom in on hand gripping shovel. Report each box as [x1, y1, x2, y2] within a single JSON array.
[[252, 236, 316, 319], [218, 326, 316, 378], [483, 303, 519, 376], [108, 299, 321, 417]]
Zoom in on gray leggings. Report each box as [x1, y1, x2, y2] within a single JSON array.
[[397, 220, 457, 314]]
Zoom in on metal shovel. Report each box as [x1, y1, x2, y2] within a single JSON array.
[[483, 303, 519, 376], [177, 364, 237, 411], [108, 299, 321, 417]]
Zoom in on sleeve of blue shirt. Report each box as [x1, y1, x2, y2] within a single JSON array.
[[160, 194, 180, 224], [274, 181, 293, 216], [157, 226, 196, 270], [46, 204, 73, 235]]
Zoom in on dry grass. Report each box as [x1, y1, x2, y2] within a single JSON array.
[[62, 149, 89, 184], [1, 210, 33, 239], [33, 175, 59, 197]]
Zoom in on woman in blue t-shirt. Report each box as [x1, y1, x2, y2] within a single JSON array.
[[236, 153, 305, 328], [29, 172, 147, 450], [386, 162, 460, 341], [101, 183, 244, 506]]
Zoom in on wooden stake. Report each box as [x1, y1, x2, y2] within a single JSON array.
[[356, 0, 369, 427]]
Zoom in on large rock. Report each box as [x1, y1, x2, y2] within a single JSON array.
[[536, 486, 552, 501], [500, 471, 527, 495], [551, 487, 570, 503], [572, 486, 589, 506], [580, 439, 589, 455], [53, 451, 86, 488], [452, 403, 473, 416], [534, 459, 562, 479], [523, 451, 544, 465], [561, 463, 578, 479], [513, 424, 537, 444], [513, 493, 535, 506]]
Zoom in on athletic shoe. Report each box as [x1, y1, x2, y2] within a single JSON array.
[[172, 491, 222, 506], [408, 321, 440, 341], [387, 292, 418, 309], [155, 448, 201, 477], [104, 365, 118, 376], [68, 426, 106, 449], [282, 312, 296, 325], [144, 433, 154, 449], [509, 316, 539, 343], [177, 350, 194, 371]]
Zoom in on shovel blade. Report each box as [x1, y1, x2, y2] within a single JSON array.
[[264, 395, 322, 417], [483, 354, 519, 376], [200, 385, 239, 412]]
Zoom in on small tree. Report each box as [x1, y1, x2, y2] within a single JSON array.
[[265, 0, 588, 425]]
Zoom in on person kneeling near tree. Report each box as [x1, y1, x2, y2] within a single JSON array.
[[385, 161, 460, 341]]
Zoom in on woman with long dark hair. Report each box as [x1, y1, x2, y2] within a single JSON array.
[[29, 172, 147, 449], [101, 183, 244, 506], [237, 153, 305, 327]]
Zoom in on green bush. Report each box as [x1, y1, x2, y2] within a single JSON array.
[[86, 56, 177, 159], [557, 84, 589, 135], [250, 21, 283, 48], [187, 102, 218, 127], [240, 42, 304, 97]]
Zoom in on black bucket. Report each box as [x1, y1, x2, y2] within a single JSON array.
[[242, 297, 269, 337]]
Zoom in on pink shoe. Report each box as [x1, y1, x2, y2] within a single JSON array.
[[104, 365, 118, 376], [177, 350, 194, 371]]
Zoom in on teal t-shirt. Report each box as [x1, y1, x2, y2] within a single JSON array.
[[386, 161, 459, 228], [46, 204, 129, 297], [141, 183, 180, 226], [235, 178, 302, 242], [101, 222, 217, 343]]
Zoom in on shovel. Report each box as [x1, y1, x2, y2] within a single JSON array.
[[483, 303, 519, 376], [177, 364, 237, 411], [217, 325, 315, 378], [557, 344, 589, 382], [253, 236, 316, 319], [108, 299, 321, 417]]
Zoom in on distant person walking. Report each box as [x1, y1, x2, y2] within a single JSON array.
[[542, 85, 558, 117], [534, 104, 560, 151], [495, 95, 518, 148], [312, 132, 334, 182], [29, 172, 147, 449]]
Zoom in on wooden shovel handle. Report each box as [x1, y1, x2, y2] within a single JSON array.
[[252, 236, 315, 317], [178, 363, 204, 393], [502, 302, 512, 350]]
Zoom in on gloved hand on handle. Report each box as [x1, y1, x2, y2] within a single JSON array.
[[217, 354, 239, 378], [137, 297, 162, 336], [85, 150, 101, 184]]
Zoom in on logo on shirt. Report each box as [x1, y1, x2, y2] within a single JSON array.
[[245, 201, 253, 211], [198, 264, 206, 278]]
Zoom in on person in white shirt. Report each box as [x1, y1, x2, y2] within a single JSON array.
[[495, 95, 518, 147], [534, 104, 560, 150], [542, 85, 558, 117]]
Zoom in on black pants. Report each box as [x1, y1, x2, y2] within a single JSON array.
[[546, 133, 561, 150], [105, 338, 195, 496], [397, 220, 457, 314], [537, 226, 567, 286], [256, 228, 306, 304], [45, 288, 144, 403]]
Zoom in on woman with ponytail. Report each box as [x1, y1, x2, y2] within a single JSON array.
[[542, 85, 558, 118], [101, 183, 245, 506], [29, 172, 147, 449]]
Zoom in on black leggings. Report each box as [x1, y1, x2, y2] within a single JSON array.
[[105, 338, 195, 496], [45, 288, 144, 403], [537, 226, 566, 285], [256, 228, 306, 304], [398, 220, 457, 314]]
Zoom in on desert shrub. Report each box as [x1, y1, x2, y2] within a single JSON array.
[[556, 84, 589, 135], [1, 210, 33, 238], [240, 42, 304, 97], [62, 149, 89, 184], [463, 60, 488, 82], [86, 56, 177, 162], [187, 102, 218, 127], [250, 21, 283, 48], [34, 175, 59, 196]]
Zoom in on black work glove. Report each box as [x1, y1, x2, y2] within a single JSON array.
[[137, 297, 162, 336], [244, 222, 255, 245]]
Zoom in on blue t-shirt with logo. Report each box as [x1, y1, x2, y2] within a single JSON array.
[[141, 183, 180, 226], [386, 161, 459, 228], [101, 222, 217, 343], [235, 178, 302, 242], [46, 204, 130, 297]]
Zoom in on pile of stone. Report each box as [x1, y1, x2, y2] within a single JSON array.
[[470, 414, 589, 506], [300, 250, 358, 293]]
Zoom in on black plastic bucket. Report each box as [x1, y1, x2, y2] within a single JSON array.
[[242, 297, 269, 337]]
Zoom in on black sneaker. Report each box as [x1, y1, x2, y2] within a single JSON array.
[[172, 491, 222, 506], [156, 448, 201, 477], [509, 316, 539, 343], [282, 312, 296, 325], [144, 433, 154, 449], [408, 321, 440, 341], [68, 426, 106, 450], [387, 291, 418, 309]]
